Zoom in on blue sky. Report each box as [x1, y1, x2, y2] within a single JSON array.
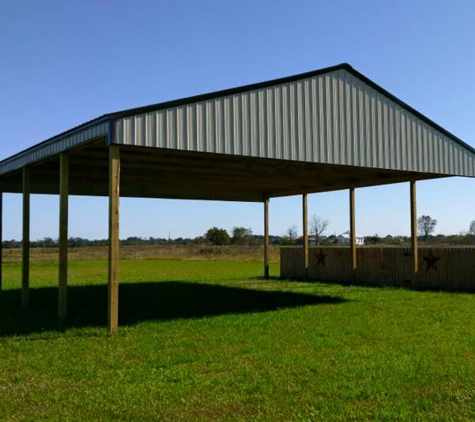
[[1, 0, 474, 240]]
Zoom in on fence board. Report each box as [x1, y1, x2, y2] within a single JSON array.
[[281, 246, 475, 292]]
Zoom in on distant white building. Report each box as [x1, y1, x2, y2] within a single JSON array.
[[337, 231, 365, 246]]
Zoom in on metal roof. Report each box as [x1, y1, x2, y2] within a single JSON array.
[[113, 67, 475, 176], [1, 63, 474, 201]]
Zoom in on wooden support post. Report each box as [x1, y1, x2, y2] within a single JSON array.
[[349, 188, 357, 272], [264, 197, 269, 279], [22, 167, 30, 308], [108, 145, 120, 332], [0, 192, 2, 294], [58, 153, 69, 320], [302, 193, 308, 279], [410, 180, 418, 274]]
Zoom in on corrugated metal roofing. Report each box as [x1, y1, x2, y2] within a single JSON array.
[[114, 69, 475, 176], [1, 63, 474, 178], [0, 122, 109, 175]]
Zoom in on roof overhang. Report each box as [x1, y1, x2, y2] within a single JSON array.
[[0, 138, 446, 202]]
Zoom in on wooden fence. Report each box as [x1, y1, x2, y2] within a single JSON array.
[[281, 246, 475, 292]]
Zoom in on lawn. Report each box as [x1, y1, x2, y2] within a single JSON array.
[[1, 254, 475, 421]]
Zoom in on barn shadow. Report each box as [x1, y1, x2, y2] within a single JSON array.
[[0, 280, 348, 336]]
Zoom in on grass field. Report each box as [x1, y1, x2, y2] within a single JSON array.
[[1, 248, 475, 420]]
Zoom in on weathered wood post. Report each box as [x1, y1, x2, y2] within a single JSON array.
[[264, 197, 269, 279], [410, 180, 418, 274], [0, 192, 2, 295], [349, 188, 357, 272], [108, 145, 120, 332], [58, 153, 69, 320], [22, 167, 30, 308], [302, 193, 308, 279]]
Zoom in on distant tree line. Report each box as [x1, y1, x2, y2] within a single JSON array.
[[2, 217, 475, 248], [281, 214, 475, 246], [202, 226, 283, 246], [362, 216, 475, 246], [1, 236, 190, 249], [0, 228, 284, 249]]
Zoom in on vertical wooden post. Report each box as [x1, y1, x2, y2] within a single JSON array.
[[58, 153, 69, 320], [264, 197, 269, 279], [349, 188, 357, 271], [22, 167, 30, 308], [108, 145, 120, 332], [302, 193, 308, 279], [0, 192, 3, 294], [410, 180, 418, 274]]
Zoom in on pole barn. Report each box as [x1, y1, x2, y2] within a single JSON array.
[[1, 64, 475, 331]]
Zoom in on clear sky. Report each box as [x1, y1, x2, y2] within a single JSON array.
[[1, 0, 474, 240]]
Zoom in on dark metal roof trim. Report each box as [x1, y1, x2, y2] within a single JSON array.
[[346, 67, 475, 155], [0, 116, 109, 165]]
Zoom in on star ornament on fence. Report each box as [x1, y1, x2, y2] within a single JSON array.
[[315, 249, 327, 267], [423, 251, 440, 272]]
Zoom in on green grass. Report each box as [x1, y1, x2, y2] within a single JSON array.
[[1, 258, 475, 421]]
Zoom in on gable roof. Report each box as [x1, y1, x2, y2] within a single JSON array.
[[3, 63, 473, 173], [1, 63, 475, 201], [108, 63, 475, 156], [111, 64, 475, 177]]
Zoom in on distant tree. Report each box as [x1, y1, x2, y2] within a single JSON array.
[[365, 234, 381, 245], [469, 221, 475, 236], [287, 225, 298, 241], [2, 239, 21, 249], [35, 237, 57, 248], [418, 215, 437, 240], [392, 236, 404, 245], [309, 215, 329, 244], [231, 227, 253, 245], [190, 236, 206, 245], [281, 225, 298, 245], [205, 227, 231, 245], [68, 237, 88, 247], [123, 236, 145, 246]]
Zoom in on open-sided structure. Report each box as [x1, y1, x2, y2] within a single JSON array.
[[1, 63, 475, 331]]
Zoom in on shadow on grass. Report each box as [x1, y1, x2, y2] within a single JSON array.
[[254, 275, 282, 281], [0, 281, 348, 336], [282, 277, 475, 294]]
